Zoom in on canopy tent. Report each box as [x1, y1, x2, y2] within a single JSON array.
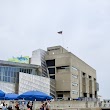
[[5, 93, 18, 100], [0, 90, 5, 99], [17, 90, 53, 101]]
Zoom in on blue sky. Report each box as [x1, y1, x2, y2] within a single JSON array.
[[0, 0, 110, 99]]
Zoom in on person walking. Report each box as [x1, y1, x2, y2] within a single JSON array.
[[27, 101, 31, 110], [2, 103, 7, 110], [15, 103, 19, 110]]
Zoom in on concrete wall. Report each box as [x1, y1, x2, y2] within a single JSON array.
[[34, 101, 100, 110]]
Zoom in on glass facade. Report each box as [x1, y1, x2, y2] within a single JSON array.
[[0, 66, 38, 83]]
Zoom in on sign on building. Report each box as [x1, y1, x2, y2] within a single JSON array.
[[8, 56, 29, 64]]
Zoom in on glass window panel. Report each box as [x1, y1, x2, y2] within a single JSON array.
[[72, 74, 78, 79], [21, 68, 23, 72], [16, 68, 20, 72], [72, 90, 78, 94], [5, 67, 8, 72], [13, 78, 15, 83], [5, 67, 8, 76], [12, 68, 15, 77], [7, 77, 10, 82], [3, 76, 5, 81], [11, 77, 14, 83], [7, 72, 10, 77], [48, 68, 55, 74], [27, 69, 29, 74], [10, 71, 13, 77], [72, 82, 78, 86], [16, 78, 19, 83], [8, 67, 11, 77], [32, 69, 36, 75], [24, 69, 27, 73], [46, 59, 55, 67], [1, 75, 3, 81], [5, 71, 7, 76], [28, 69, 30, 74], [21, 69, 23, 72], [14, 73, 16, 77], [1, 67, 4, 76], [19, 68, 22, 72], [5, 77, 7, 82]]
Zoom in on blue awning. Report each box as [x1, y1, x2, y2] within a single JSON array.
[[17, 90, 53, 101], [0, 90, 5, 98], [5, 93, 18, 100]]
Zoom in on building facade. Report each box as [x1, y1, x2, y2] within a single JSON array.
[[0, 46, 99, 100], [0, 60, 55, 97], [45, 46, 99, 100]]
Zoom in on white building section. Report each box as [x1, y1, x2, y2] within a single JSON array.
[[31, 49, 48, 77], [19, 72, 50, 95], [0, 81, 15, 93]]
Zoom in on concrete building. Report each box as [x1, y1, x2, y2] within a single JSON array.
[[45, 46, 99, 100]]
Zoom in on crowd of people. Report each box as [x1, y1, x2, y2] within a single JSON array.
[[1, 102, 12, 110], [1, 100, 50, 110], [1, 101, 33, 110]]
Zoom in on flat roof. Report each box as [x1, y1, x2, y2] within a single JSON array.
[[0, 60, 39, 69]]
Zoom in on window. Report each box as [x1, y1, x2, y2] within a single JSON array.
[[3, 76, 5, 81], [90, 94, 92, 98], [72, 90, 78, 94], [89, 75, 91, 79], [11, 72, 14, 77], [28, 69, 32, 74], [57, 94, 63, 98], [72, 66, 78, 71], [83, 93, 87, 97], [48, 68, 55, 74], [72, 74, 78, 78], [50, 75, 55, 79], [7, 77, 10, 82], [72, 82, 78, 86], [57, 66, 69, 69], [4, 77, 7, 82], [46, 59, 55, 67], [5, 71, 7, 76], [82, 72, 86, 76]]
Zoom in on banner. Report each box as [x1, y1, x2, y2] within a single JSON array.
[[8, 56, 29, 64]]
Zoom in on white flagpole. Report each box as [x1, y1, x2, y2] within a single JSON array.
[[61, 31, 64, 53], [58, 31, 64, 53], [62, 32, 64, 48]]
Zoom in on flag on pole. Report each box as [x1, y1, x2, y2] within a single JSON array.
[[57, 31, 62, 34]]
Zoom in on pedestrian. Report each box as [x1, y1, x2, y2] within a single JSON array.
[[27, 101, 31, 110], [15, 102, 19, 110], [40, 102, 44, 110], [19, 101, 25, 110], [7, 105, 12, 110], [2, 103, 7, 110], [44, 102, 49, 110], [30, 101, 33, 110]]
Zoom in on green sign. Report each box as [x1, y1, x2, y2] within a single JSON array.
[[8, 56, 29, 64]]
